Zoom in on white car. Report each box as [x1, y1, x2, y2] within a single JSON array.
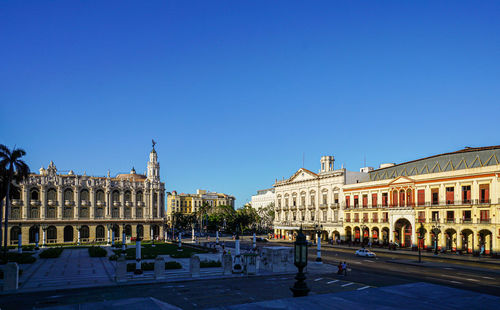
[[355, 248, 376, 257]]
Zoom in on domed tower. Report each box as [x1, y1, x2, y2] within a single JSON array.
[[147, 141, 160, 180]]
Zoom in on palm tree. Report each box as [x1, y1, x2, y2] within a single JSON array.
[[0, 145, 30, 257]]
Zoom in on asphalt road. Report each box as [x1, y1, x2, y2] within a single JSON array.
[[267, 240, 500, 297]]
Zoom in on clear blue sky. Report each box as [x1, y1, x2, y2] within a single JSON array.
[[1, 1, 499, 207]]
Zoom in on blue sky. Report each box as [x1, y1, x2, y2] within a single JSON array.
[[1, 1, 499, 207]]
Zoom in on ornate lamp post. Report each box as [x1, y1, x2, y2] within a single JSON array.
[[106, 223, 111, 245], [34, 224, 39, 249], [134, 230, 142, 275], [290, 227, 309, 297], [417, 223, 425, 263], [76, 225, 81, 246], [431, 222, 441, 256], [233, 226, 242, 273], [191, 222, 196, 243], [252, 224, 257, 251], [17, 223, 22, 254], [314, 223, 323, 263]]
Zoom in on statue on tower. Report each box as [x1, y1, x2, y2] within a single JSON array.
[[152, 139, 157, 150]]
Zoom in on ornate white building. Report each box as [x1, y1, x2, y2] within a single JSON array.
[[273, 156, 369, 241], [251, 188, 275, 210], [4, 146, 165, 245]]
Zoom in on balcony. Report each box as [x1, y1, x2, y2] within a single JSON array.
[[461, 218, 472, 224], [330, 203, 339, 209], [445, 219, 455, 224], [479, 218, 491, 224], [137, 201, 145, 207], [95, 208, 104, 219], [29, 209, 39, 219], [30, 200, 41, 207], [63, 208, 73, 219], [46, 208, 57, 219], [371, 218, 378, 223], [80, 200, 90, 207], [96, 201, 105, 207], [290, 205, 297, 210], [345, 218, 351, 223], [9, 208, 20, 219], [380, 219, 389, 223], [319, 203, 328, 209], [11, 199, 23, 206], [65, 200, 75, 207], [479, 199, 491, 205], [299, 204, 305, 210], [113, 201, 121, 207], [125, 201, 133, 207], [47, 200, 57, 206], [80, 207, 89, 219], [307, 204, 315, 210], [353, 218, 359, 223]]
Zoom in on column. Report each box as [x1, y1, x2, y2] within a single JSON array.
[[389, 217, 394, 243], [105, 190, 111, 218], [456, 232, 463, 251], [120, 190, 125, 218], [22, 186, 28, 219], [473, 231, 479, 252], [132, 190, 137, 219], [40, 185, 47, 220], [411, 221, 416, 246], [89, 188, 95, 219], [57, 187, 63, 219], [150, 189, 154, 219], [75, 187, 80, 219]]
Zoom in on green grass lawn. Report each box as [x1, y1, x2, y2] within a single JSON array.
[[116, 243, 208, 260]]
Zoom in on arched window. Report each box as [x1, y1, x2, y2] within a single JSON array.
[[80, 225, 90, 239], [125, 225, 132, 236], [96, 190, 104, 202], [112, 190, 120, 202], [31, 189, 39, 200], [64, 226, 73, 242], [29, 226, 39, 243], [10, 226, 21, 241], [399, 190, 405, 207], [96, 225, 105, 239], [136, 191, 143, 202], [47, 188, 57, 201], [124, 190, 131, 202], [47, 226, 57, 240], [64, 189, 73, 201], [10, 187, 21, 200], [80, 189, 89, 201]]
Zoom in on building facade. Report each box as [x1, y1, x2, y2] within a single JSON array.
[[3, 146, 165, 245], [166, 189, 235, 220], [342, 146, 500, 254], [273, 156, 369, 241], [250, 188, 275, 210]]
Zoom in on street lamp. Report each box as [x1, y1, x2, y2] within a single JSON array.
[[233, 226, 242, 273], [106, 223, 112, 245], [41, 224, 48, 247], [252, 224, 257, 251], [417, 223, 425, 263], [314, 224, 323, 263], [290, 227, 309, 297], [122, 223, 126, 252], [431, 222, 441, 256]]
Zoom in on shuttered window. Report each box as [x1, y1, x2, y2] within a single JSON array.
[[417, 190, 425, 206]]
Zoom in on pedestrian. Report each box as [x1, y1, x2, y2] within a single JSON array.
[[337, 262, 343, 275], [342, 261, 347, 276]]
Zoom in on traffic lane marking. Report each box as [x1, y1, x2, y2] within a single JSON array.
[[357, 286, 370, 290], [327, 280, 339, 284], [341, 282, 354, 287]]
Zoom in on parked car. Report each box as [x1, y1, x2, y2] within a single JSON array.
[[256, 237, 268, 242], [355, 248, 376, 257]]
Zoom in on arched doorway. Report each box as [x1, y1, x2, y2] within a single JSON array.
[[64, 226, 74, 242], [345, 227, 352, 242], [29, 225, 39, 244], [47, 226, 57, 243], [332, 231, 340, 242], [445, 228, 457, 251], [321, 230, 328, 241], [354, 227, 360, 243], [152, 225, 160, 240], [381, 227, 390, 245], [362, 227, 369, 245], [137, 224, 144, 239], [371, 227, 379, 243], [125, 224, 132, 236], [479, 230, 492, 255], [80, 225, 90, 242], [96, 225, 105, 241], [394, 218, 412, 247], [112, 224, 120, 241], [461, 229, 473, 253], [10, 226, 21, 245]]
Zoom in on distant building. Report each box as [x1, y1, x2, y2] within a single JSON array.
[[273, 155, 369, 241], [251, 188, 275, 210], [3, 146, 165, 245], [166, 189, 235, 220]]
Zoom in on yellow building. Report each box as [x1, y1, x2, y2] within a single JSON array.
[[342, 146, 499, 254], [166, 189, 235, 222]]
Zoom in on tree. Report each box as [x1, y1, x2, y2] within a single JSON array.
[[257, 202, 275, 232], [0, 144, 30, 257]]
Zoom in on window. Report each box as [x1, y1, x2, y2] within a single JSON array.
[[399, 190, 405, 207], [431, 189, 439, 205], [371, 193, 377, 207], [301, 196, 306, 206], [31, 189, 39, 200], [311, 195, 315, 206], [137, 191, 143, 202], [293, 198, 296, 207], [446, 211, 454, 223], [96, 190, 104, 202], [345, 213, 351, 222], [64, 189, 73, 201], [322, 194, 327, 205], [362, 195, 368, 208], [322, 210, 327, 221], [354, 195, 359, 208], [480, 210, 490, 222], [462, 186, 471, 203], [382, 193, 388, 206], [345, 196, 350, 208], [334, 193, 339, 204], [479, 184, 490, 203], [382, 212, 388, 222], [372, 213, 378, 222], [363, 213, 368, 222], [446, 187, 454, 205], [47, 188, 57, 201], [392, 191, 398, 206], [112, 190, 120, 202], [432, 211, 439, 222], [418, 211, 425, 222], [354, 213, 359, 222], [80, 189, 89, 201], [462, 210, 471, 222], [417, 189, 425, 206], [124, 191, 131, 202]]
